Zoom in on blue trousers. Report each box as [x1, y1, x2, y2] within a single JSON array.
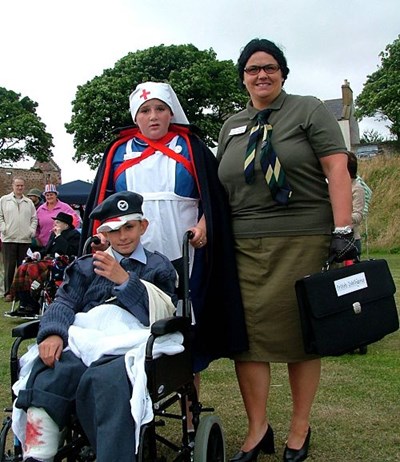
[[16, 352, 136, 462]]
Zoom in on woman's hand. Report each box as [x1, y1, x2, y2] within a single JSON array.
[[53, 222, 68, 237], [38, 335, 64, 367]]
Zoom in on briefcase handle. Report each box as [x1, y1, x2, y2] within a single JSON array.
[[324, 255, 361, 272]]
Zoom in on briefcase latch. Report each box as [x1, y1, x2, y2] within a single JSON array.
[[353, 302, 362, 314]]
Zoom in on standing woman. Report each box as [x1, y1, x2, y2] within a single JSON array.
[[36, 184, 81, 251], [217, 38, 357, 462]]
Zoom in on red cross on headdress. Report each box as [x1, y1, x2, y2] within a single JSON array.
[[140, 89, 151, 100]]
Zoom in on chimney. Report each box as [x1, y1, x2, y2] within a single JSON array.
[[342, 79, 353, 106]]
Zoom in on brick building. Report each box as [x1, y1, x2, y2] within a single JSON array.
[[0, 159, 61, 197]]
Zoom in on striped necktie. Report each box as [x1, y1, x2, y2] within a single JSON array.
[[244, 109, 292, 205], [120, 257, 133, 271]]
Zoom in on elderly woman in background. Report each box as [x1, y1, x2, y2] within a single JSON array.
[[36, 184, 81, 251], [42, 211, 81, 258], [217, 38, 357, 462]]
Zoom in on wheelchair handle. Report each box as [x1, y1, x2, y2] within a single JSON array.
[[82, 236, 101, 255], [181, 231, 194, 319]]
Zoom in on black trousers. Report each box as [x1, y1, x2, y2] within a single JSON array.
[[2, 242, 30, 295]]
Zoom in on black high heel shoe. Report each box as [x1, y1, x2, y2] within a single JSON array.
[[283, 427, 311, 462], [229, 425, 275, 462]]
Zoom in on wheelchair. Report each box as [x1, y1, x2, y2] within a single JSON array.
[[5, 255, 74, 320], [0, 232, 226, 461]]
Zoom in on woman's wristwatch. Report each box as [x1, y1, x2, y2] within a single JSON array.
[[333, 226, 353, 235]]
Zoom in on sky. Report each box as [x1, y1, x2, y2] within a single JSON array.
[[1, 0, 399, 183]]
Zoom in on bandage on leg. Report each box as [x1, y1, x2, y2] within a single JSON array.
[[24, 407, 60, 461]]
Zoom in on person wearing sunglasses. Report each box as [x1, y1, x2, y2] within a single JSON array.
[[217, 38, 357, 462]]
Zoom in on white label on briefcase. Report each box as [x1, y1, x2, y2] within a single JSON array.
[[334, 272, 368, 296]]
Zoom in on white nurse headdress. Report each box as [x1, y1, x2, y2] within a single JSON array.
[[129, 82, 189, 125]]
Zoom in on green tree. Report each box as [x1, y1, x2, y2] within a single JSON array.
[[360, 129, 385, 144], [0, 87, 54, 163], [355, 35, 400, 140], [66, 44, 247, 168]]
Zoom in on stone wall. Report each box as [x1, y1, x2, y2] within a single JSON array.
[[0, 161, 61, 197]]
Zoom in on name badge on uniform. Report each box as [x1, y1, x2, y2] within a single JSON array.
[[229, 125, 247, 136]]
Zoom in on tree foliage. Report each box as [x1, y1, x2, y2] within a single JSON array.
[[66, 44, 247, 168], [360, 129, 385, 145], [355, 35, 400, 140], [0, 87, 54, 163]]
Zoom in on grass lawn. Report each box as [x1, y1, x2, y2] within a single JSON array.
[[0, 253, 399, 461]]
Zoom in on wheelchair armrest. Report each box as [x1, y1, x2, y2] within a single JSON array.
[[150, 316, 191, 337], [12, 320, 40, 339]]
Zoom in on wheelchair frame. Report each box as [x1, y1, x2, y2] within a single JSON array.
[[1, 232, 226, 462], [5, 255, 73, 321]]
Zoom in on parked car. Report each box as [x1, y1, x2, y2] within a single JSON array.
[[356, 145, 380, 159]]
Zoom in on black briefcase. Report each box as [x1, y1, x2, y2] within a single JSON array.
[[295, 259, 399, 356]]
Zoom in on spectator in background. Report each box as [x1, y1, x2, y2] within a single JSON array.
[[348, 153, 368, 356], [348, 152, 366, 257], [42, 212, 81, 258], [7, 212, 81, 317], [0, 178, 37, 302], [36, 185, 81, 251], [356, 172, 373, 259], [27, 189, 45, 252], [27, 189, 44, 209]]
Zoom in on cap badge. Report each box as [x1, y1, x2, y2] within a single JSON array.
[[117, 200, 129, 211]]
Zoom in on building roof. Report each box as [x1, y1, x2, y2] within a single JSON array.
[[324, 98, 344, 120]]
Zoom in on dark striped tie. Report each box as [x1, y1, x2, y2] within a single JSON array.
[[244, 109, 292, 205], [120, 257, 133, 271]]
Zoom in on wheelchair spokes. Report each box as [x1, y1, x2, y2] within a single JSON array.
[[0, 416, 23, 462]]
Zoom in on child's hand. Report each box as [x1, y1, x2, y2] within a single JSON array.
[[91, 233, 109, 252], [188, 225, 207, 249], [38, 335, 64, 367], [93, 251, 129, 285]]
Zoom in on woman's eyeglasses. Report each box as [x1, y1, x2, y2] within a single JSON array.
[[244, 64, 280, 75]]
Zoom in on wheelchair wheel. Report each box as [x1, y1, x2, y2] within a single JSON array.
[[0, 416, 23, 462], [193, 415, 225, 462]]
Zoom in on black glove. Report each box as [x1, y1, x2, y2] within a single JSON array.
[[328, 231, 358, 263]]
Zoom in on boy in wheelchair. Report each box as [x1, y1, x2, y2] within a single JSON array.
[[13, 191, 178, 462]]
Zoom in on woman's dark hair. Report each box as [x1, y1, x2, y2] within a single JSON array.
[[347, 151, 358, 179], [237, 38, 290, 88]]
